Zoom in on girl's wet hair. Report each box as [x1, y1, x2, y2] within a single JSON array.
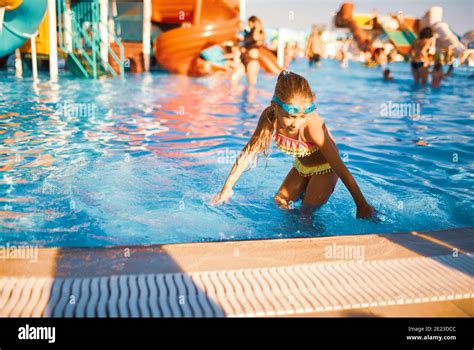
[[275, 70, 314, 106], [233, 71, 314, 173], [248, 15, 260, 23], [419, 27, 433, 39]]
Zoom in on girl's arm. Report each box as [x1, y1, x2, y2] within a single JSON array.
[[309, 120, 376, 219], [421, 38, 433, 59], [211, 112, 272, 205], [305, 38, 311, 58], [211, 147, 255, 204]]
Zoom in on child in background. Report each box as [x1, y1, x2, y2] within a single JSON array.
[[431, 61, 453, 88], [371, 48, 393, 80], [383, 68, 393, 81], [306, 26, 325, 67], [409, 27, 434, 85]]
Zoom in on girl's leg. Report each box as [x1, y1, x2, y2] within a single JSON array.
[[412, 68, 420, 84], [246, 60, 260, 85], [246, 49, 260, 85], [232, 62, 245, 83], [421, 66, 429, 85], [301, 172, 338, 214], [275, 167, 308, 209]]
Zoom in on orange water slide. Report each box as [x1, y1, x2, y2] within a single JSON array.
[[152, 0, 281, 76], [259, 47, 282, 74], [153, 0, 239, 76], [335, 3, 372, 52]]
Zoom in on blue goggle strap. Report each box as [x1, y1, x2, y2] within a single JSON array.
[[272, 95, 316, 114]]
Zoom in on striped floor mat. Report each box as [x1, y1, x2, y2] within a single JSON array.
[[1, 253, 473, 317]]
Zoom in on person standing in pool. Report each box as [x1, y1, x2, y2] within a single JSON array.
[[409, 27, 434, 85], [240, 16, 266, 85], [371, 48, 393, 81], [306, 26, 324, 67], [211, 71, 376, 219], [431, 60, 453, 88]]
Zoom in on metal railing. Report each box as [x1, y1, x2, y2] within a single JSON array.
[[57, 0, 124, 79]]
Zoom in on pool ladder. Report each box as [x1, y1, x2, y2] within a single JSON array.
[[57, 0, 125, 79]]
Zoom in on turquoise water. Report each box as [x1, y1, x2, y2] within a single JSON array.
[[0, 60, 473, 247]]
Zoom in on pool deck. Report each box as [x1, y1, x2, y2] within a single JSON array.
[[1, 227, 473, 317]]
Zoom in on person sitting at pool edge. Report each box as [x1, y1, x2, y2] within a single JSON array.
[[211, 70, 376, 220]]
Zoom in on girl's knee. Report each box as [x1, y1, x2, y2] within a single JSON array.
[[302, 196, 328, 207], [302, 188, 332, 206], [300, 202, 323, 215]]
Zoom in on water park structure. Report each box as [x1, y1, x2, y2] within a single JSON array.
[[335, 2, 469, 59], [1, 1, 471, 81], [0, 0, 282, 80]]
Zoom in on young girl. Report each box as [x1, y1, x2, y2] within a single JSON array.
[[211, 71, 376, 219], [409, 27, 434, 85], [431, 61, 453, 88]]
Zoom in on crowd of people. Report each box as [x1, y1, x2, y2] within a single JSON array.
[[407, 27, 454, 87], [303, 24, 466, 88], [331, 26, 462, 87], [196, 16, 268, 85], [195, 16, 468, 89]]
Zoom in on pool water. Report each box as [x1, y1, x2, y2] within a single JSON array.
[[0, 60, 473, 247]]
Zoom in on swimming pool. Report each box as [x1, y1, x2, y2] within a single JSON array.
[[0, 60, 473, 247]]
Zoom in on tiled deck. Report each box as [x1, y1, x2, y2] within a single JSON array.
[[1, 227, 473, 317]]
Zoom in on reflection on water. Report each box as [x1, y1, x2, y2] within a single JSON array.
[[0, 60, 473, 247]]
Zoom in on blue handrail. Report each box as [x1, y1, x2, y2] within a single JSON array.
[[56, 0, 125, 79]]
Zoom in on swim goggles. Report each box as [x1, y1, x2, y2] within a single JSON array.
[[271, 95, 316, 115]]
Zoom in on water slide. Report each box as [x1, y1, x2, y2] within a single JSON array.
[[153, 0, 238, 76], [335, 3, 372, 52], [381, 28, 416, 56], [0, 0, 48, 58], [153, 0, 280, 76], [420, 6, 468, 58], [259, 46, 282, 74], [379, 16, 416, 56], [335, 2, 416, 56]]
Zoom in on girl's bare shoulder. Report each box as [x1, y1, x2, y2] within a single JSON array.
[[309, 112, 325, 128], [304, 113, 325, 140]]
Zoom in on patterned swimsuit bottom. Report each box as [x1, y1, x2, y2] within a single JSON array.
[[275, 131, 333, 178]]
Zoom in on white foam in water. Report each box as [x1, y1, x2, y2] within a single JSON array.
[[319, 176, 455, 235], [73, 156, 246, 244]]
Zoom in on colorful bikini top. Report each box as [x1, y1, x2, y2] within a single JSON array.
[[272, 91, 319, 157], [275, 129, 319, 157]]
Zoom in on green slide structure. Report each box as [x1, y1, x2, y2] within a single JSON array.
[[381, 27, 417, 56], [0, 0, 48, 58]]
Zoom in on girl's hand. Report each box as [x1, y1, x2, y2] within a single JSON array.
[[356, 203, 378, 221], [210, 188, 234, 206]]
